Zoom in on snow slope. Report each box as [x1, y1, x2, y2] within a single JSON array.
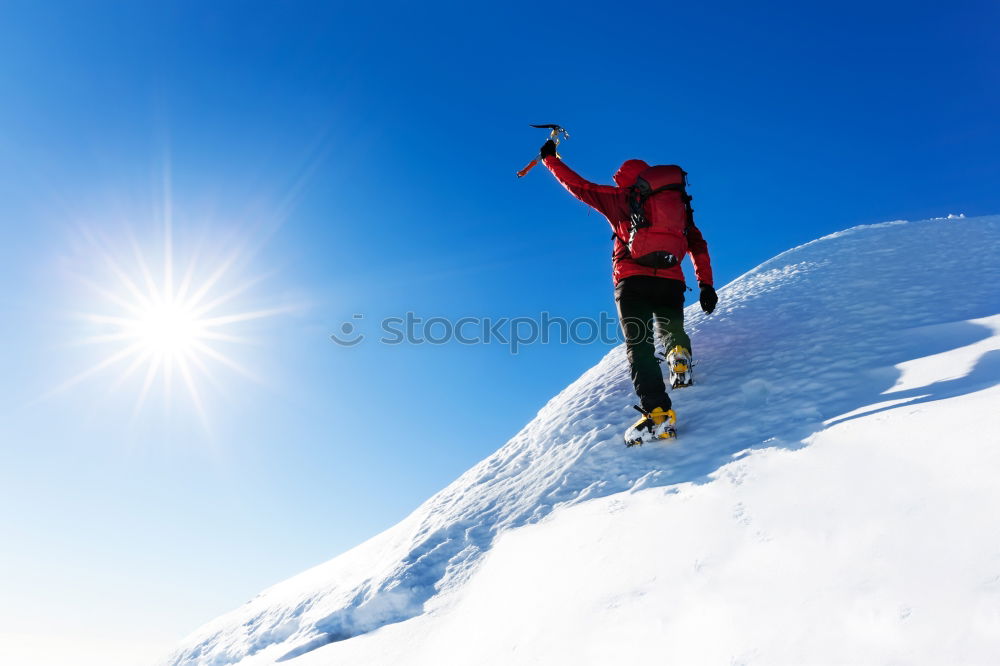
[[288, 361, 1000, 666], [166, 215, 1000, 666]]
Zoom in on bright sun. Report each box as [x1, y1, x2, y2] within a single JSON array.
[[135, 302, 202, 355], [57, 220, 288, 423]]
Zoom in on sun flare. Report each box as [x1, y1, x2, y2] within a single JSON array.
[[57, 220, 289, 423]]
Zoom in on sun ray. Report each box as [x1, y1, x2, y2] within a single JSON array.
[[164, 357, 174, 412], [87, 237, 156, 312], [190, 340, 261, 383], [199, 305, 299, 328], [176, 352, 209, 431], [189, 272, 271, 318], [174, 247, 202, 304], [48, 341, 146, 397], [197, 331, 257, 345], [75, 275, 149, 319], [108, 348, 155, 394], [132, 353, 162, 422], [72, 332, 140, 346], [79, 313, 144, 326], [163, 169, 174, 303], [129, 233, 163, 306], [184, 345, 229, 401], [185, 250, 242, 311]]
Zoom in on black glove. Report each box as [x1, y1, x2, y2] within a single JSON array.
[[539, 139, 557, 159], [699, 283, 718, 314]]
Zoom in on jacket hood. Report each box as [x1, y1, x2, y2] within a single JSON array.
[[613, 159, 650, 188]]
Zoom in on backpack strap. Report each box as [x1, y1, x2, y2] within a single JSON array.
[[628, 180, 693, 232], [611, 231, 631, 261], [617, 171, 697, 260]]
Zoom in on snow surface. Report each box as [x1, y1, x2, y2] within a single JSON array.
[[166, 215, 1000, 666]]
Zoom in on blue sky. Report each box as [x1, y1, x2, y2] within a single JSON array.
[[1, 1, 998, 662]]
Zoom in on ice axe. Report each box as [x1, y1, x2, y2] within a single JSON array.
[[516, 124, 569, 178]]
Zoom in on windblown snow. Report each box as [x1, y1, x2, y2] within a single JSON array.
[[166, 215, 1000, 666]]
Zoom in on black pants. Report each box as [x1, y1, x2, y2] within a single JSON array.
[[614, 276, 692, 412]]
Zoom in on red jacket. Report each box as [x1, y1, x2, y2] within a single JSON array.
[[544, 156, 714, 286]]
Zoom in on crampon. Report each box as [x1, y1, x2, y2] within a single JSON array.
[[624, 405, 677, 447]]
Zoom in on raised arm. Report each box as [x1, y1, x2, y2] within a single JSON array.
[[542, 156, 621, 214]]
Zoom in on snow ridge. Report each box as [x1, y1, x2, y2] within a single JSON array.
[[166, 215, 1000, 666]]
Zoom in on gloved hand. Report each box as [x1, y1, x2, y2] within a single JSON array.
[[539, 139, 558, 159], [699, 283, 718, 314]]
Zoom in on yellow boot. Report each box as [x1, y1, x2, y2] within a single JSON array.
[[624, 405, 677, 447], [667, 345, 693, 388]]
